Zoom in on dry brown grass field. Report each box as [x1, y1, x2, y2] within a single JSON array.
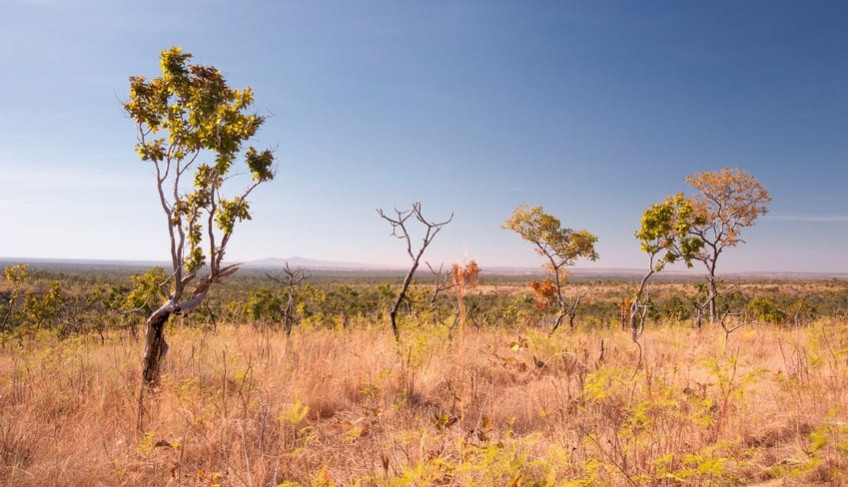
[[1, 318, 847, 486]]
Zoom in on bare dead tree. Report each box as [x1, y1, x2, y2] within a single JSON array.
[[267, 263, 306, 337], [719, 309, 762, 343], [426, 261, 457, 303], [377, 202, 453, 341]]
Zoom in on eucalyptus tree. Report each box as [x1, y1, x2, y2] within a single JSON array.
[[503, 204, 598, 334], [125, 47, 275, 385]]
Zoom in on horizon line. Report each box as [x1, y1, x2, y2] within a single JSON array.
[[1, 256, 846, 278]]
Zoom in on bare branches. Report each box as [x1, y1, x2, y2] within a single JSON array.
[[426, 262, 457, 303], [377, 202, 453, 341], [719, 310, 762, 343], [266, 262, 306, 287], [692, 278, 739, 329], [267, 263, 307, 337], [378, 202, 454, 263]]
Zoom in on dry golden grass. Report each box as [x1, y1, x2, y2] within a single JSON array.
[[1, 320, 847, 486]]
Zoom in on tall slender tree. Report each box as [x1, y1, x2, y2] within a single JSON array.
[[125, 47, 276, 386]]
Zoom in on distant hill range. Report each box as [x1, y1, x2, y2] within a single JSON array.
[[241, 257, 394, 271], [1, 256, 846, 281]]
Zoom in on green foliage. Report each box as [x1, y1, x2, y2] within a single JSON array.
[[1, 264, 29, 333], [503, 204, 599, 274], [125, 45, 275, 281], [124, 267, 169, 315], [245, 288, 284, 327], [747, 296, 788, 324], [635, 193, 705, 271], [23, 281, 65, 331], [279, 400, 310, 425], [503, 205, 599, 333], [3, 264, 28, 286]]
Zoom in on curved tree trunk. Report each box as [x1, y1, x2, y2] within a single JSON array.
[[142, 304, 172, 386], [389, 262, 418, 342]]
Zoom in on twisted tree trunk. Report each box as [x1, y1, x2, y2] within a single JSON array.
[[141, 303, 173, 386]]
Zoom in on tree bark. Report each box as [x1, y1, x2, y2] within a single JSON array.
[[707, 276, 718, 324], [142, 303, 172, 386], [389, 261, 418, 342]]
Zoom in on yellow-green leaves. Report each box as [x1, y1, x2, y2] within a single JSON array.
[[215, 198, 252, 234], [3, 264, 28, 286], [124, 267, 169, 314], [636, 193, 704, 271], [245, 147, 275, 182], [502, 204, 599, 271], [503, 204, 598, 334], [135, 138, 166, 162], [637, 168, 770, 276], [126, 46, 275, 286]]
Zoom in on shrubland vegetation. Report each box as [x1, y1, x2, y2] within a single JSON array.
[[1, 264, 848, 485]]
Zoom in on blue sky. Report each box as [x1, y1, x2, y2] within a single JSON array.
[[1, 1, 846, 273]]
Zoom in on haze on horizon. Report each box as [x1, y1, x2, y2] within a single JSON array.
[[1, 1, 846, 274]]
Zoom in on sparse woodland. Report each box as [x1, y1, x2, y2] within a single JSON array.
[[1, 266, 848, 486], [1, 47, 845, 486]]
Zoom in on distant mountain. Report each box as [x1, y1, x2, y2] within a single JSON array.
[[241, 257, 396, 271]]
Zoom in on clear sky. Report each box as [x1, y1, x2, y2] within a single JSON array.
[[1, 1, 846, 273]]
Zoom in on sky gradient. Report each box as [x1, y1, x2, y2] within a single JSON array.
[[1, 1, 846, 274]]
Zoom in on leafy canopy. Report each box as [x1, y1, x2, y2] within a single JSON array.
[[124, 46, 275, 276], [685, 167, 771, 254], [503, 204, 598, 276], [635, 193, 705, 272]]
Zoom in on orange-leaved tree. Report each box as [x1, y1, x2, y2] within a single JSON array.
[[685, 168, 771, 323]]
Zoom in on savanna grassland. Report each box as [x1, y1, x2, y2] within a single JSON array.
[[1, 268, 848, 486]]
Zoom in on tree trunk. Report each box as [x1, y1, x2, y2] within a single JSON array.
[[389, 262, 419, 342], [389, 308, 401, 342], [708, 277, 718, 324], [142, 306, 171, 386]]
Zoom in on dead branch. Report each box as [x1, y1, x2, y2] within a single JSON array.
[[426, 261, 456, 303], [377, 202, 453, 341]]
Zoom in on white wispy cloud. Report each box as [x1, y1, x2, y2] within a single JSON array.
[[766, 214, 848, 223]]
